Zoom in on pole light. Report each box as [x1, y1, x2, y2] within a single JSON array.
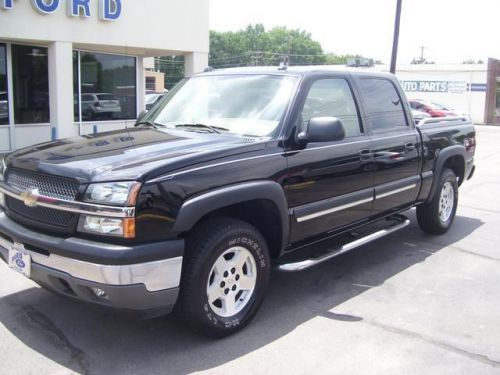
[[390, 0, 402, 74]]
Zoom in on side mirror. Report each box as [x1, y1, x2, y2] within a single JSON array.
[[297, 117, 346, 144], [137, 110, 148, 121]]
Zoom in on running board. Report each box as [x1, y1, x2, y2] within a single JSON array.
[[275, 214, 410, 272]]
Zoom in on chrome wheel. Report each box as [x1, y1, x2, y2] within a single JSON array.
[[206, 246, 257, 318], [439, 181, 455, 222]]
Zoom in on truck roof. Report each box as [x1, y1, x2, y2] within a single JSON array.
[[194, 65, 396, 79]]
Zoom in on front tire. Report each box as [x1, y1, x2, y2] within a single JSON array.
[[179, 218, 271, 338], [417, 168, 458, 235]]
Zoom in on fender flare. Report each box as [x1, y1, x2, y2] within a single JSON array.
[[427, 145, 466, 202], [173, 181, 289, 251]]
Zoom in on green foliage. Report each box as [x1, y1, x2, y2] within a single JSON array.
[[154, 56, 185, 90], [462, 59, 484, 65], [155, 24, 365, 88], [209, 24, 327, 68], [325, 54, 362, 65]]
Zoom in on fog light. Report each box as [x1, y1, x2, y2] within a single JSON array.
[[0, 192, 5, 207], [91, 287, 108, 299]]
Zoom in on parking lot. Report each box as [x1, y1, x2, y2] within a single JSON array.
[[0, 125, 499, 375]]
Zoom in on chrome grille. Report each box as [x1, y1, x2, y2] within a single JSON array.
[[6, 169, 79, 201], [6, 197, 77, 228]]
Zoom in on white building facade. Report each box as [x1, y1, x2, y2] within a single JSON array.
[[0, 0, 209, 152], [392, 60, 500, 125]]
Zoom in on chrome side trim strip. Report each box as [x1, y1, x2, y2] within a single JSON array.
[[296, 196, 373, 223], [376, 184, 417, 199], [277, 215, 410, 272], [0, 182, 135, 218], [0, 236, 181, 292]]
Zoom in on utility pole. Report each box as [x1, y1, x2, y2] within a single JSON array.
[[419, 45, 427, 63], [390, 0, 403, 74]]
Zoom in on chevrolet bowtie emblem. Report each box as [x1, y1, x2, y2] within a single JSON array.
[[20, 188, 40, 208]]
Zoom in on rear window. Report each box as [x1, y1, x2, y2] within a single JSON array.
[[360, 78, 408, 131]]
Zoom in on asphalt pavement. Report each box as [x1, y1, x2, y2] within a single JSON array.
[[0, 126, 499, 375]]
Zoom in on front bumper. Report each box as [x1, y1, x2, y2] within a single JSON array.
[[0, 210, 184, 314]]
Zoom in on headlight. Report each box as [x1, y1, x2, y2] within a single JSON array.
[[0, 158, 6, 182], [84, 181, 141, 206], [78, 216, 136, 238]]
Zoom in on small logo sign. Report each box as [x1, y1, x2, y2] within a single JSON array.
[[20, 188, 40, 208]]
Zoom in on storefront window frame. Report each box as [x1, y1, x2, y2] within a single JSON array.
[[11, 43, 51, 126], [0, 42, 10, 127], [73, 49, 139, 126], [0, 41, 53, 153], [0, 41, 51, 128]]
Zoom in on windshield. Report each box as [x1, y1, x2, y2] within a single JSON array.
[[151, 74, 298, 137]]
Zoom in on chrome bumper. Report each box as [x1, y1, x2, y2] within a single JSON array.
[[0, 233, 182, 292]]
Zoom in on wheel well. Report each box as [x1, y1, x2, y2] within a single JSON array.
[[189, 199, 284, 259], [443, 155, 465, 186]]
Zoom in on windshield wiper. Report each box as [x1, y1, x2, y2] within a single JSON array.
[[134, 121, 166, 129], [175, 123, 229, 134]]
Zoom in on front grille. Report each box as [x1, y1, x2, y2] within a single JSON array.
[[6, 169, 79, 201], [6, 197, 77, 228], [4, 169, 80, 233]]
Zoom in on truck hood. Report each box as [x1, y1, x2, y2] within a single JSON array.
[[5, 128, 266, 183]]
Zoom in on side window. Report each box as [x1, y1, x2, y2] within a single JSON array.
[[360, 78, 408, 131], [301, 78, 362, 138]]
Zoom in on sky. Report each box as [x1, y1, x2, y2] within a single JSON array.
[[210, 0, 499, 65]]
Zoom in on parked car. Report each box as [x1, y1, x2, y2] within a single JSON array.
[[409, 99, 458, 117], [411, 109, 430, 125], [81, 93, 122, 120], [0, 67, 476, 338], [145, 93, 165, 111]]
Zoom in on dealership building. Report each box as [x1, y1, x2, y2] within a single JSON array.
[[0, 0, 209, 153]]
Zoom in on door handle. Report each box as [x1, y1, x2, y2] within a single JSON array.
[[405, 143, 416, 152], [359, 149, 374, 161]]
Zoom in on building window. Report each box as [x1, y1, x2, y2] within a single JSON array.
[[0, 43, 8, 126], [12, 45, 50, 124], [74, 51, 137, 122], [145, 76, 156, 92]]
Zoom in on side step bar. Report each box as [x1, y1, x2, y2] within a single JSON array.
[[276, 214, 410, 272]]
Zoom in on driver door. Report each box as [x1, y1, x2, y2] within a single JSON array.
[[285, 76, 374, 244]]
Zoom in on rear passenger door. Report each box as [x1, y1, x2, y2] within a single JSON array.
[[357, 77, 421, 216]]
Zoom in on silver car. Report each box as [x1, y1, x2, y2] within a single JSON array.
[[81, 93, 122, 120]]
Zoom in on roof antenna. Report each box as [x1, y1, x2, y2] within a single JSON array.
[[278, 55, 289, 71], [203, 66, 214, 72]]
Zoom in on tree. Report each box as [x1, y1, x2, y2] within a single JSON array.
[[209, 24, 327, 68], [325, 54, 362, 65], [462, 59, 485, 65], [154, 56, 185, 90]]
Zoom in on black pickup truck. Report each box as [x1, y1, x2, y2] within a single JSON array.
[[0, 67, 476, 337]]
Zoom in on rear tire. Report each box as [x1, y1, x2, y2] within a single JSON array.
[[417, 168, 458, 235], [179, 218, 271, 338]]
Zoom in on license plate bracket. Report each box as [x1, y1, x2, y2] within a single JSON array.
[[8, 243, 31, 278]]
